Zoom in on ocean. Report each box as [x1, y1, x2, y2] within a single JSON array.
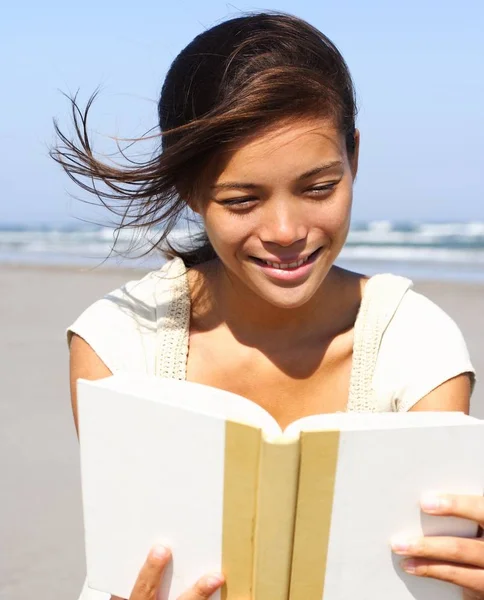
[[1, 221, 484, 282]]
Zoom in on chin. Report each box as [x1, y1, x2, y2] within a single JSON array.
[[249, 281, 321, 310], [222, 254, 331, 309], [246, 260, 331, 310]]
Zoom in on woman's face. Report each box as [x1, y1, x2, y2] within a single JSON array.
[[198, 117, 359, 309]]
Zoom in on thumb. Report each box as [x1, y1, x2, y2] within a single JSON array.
[[129, 545, 171, 600], [177, 573, 225, 600]]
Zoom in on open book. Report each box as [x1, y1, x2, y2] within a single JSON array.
[[77, 373, 484, 600]]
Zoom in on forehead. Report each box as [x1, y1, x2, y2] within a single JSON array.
[[215, 118, 345, 179]]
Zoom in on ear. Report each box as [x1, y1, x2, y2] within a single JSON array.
[[350, 129, 360, 180]]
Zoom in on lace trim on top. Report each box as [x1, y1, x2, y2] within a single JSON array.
[[156, 258, 191, 380], [347, 274, 412, 411]]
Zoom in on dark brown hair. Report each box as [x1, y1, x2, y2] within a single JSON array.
[[52, 12, 357, 267]]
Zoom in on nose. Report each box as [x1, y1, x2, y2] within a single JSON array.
[[258, 200, 308, 247]]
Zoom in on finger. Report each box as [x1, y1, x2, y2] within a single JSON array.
[[421, 493, 484, 526], [177, 573, 225, 600], [392, 535, 484, 568], [130, 545, 171, 600], [400, 558, 484, 594]]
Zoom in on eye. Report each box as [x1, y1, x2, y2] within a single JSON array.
[[218, 196, 258, 207], [306, 182, 338, 195]]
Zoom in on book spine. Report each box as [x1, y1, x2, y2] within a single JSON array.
[[289, 430, 340, 600], [252, 435, 301, 600], [221, 421, 262, 600]]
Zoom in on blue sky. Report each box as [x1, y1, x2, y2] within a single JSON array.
[[1, 0, 482, 225]]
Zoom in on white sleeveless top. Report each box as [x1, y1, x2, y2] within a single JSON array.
[[69, 257, 475, 412], [69, 258, 475, 600]]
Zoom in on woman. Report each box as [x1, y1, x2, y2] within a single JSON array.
[[54, 12, 483, 600]]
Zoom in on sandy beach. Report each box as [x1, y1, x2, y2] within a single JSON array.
[[0, 264, 482, 600]]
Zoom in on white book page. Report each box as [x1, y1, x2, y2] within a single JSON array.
[[93, 373, 282, 437], [284, 411, 475, 436], [322, 423, 484, 600], [79, 382, 230, 599]]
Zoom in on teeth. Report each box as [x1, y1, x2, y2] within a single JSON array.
[[262, 256, 309, 270]]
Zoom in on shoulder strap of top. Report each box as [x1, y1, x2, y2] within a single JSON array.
[[155, 258, 190, 380], [347, 274, 413, 412]]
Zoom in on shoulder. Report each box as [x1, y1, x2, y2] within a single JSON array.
[[67, 259, 183, 374], [374, 286, 475, 411], [386, 288, 468, 347]]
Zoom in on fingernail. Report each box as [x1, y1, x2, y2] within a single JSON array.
[[204, 573, 224, 589], [391, 536, 416, 555], [421, 492, 450, 512], [151, 544, 170, 559], [401, 559, 417, 574]]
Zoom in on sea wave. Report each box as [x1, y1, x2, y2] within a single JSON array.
[[340, 245, 484, 263], [1, 222, 484, 280]]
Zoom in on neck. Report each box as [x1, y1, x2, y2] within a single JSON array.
[[192, 260, 362, 344]]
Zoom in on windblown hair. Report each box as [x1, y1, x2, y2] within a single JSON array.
[[52, 12, 357, 267]]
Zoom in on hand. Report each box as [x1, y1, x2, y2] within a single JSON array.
[[111, 545, 225, 600], [391, 493, 484, 599]]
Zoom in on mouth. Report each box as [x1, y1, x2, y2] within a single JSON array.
[[250, 247, 322, 270]]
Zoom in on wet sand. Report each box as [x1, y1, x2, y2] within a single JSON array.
[[0, 264, 482, 599]]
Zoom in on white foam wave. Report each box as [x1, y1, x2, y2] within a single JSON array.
[[340, 245, 484, 263], [2, 223, 484, 266]]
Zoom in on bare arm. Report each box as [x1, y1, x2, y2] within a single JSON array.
[[408, 373, 471, 414], [69, 333, 112, 434]]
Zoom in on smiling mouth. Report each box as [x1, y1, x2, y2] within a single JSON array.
[[250, 247, 322, 270]]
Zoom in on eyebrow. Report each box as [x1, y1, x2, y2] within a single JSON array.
[[211, 161, 344, 190]]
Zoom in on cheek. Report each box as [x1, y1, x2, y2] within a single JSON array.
[[326, 188, 353, 233], [203, 211, 253, 255], [311, 196, 352, 238], [325, 207, 351, 235]]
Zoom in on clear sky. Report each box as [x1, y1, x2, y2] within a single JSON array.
[[1, 0, 482, 225]]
